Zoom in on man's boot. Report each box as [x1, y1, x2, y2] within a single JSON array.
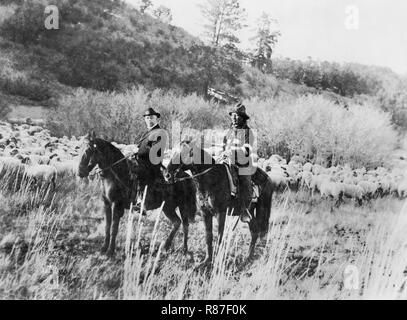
[[238, 176, 253, 223]]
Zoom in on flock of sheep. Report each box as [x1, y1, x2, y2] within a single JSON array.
[[0, 121, 81, 189], [1, 120, 407, 208], [260, 154, 407, 206]]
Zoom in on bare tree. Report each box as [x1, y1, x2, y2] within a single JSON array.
[[153, 5, 172, 24], [130, 0, 153, 14], [199, 0, 247, 47]]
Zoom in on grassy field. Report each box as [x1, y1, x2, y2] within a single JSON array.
[[0, 174, 406, 300]]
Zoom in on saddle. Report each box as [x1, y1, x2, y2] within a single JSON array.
[[222, 162, 259, 205]]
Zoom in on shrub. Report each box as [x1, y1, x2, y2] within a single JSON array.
[[47, 88, 397, 169], [238, 66, 318, 100], [250, 95, 397, 168], [0, 4, 17, 27], [46, 87, 228, 144]]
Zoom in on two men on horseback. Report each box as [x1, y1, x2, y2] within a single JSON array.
[[220, 103, 256, 223], [131, 103, 256, 224]]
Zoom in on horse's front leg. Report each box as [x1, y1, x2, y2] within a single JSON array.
[[201, 209, 213, 266], [101, 197, 112, 254], [106, 202, 124, 257]]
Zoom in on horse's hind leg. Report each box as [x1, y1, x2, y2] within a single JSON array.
[[182, 220, 189, 254], [178, 208, 190, 254], [101, 197, 112, 254], [164, 216, 181, 252], [248, 221, 259, 261], [202, 210, 213, 265], [107, 202, 124, 257]]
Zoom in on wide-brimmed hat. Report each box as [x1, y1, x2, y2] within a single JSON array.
[[143, 107, 161, 118], [228, 103, 250, 120]]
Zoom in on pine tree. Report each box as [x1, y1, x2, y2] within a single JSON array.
[[250, 12, 281, 73]]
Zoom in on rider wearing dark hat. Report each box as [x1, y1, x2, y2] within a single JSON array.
[[130, 107, 168, 208], [222, 102, 255, 223], [137, 107, 162, 163]]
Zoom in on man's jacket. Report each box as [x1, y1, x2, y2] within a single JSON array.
[[222, 123, 254, 169], [136, 124, 167, 165]]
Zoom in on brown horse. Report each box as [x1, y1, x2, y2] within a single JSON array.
[[78, 132, 197, 257], [167, 141, 275, 264]]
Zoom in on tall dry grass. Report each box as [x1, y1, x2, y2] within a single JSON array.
[[118, 194, 407, 300], [0, 170, 406, 299]]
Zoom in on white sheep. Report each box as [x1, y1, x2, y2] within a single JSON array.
[[397, 179, 407, 198], [50, 158, 79, 177], [357, 180, 378, 198], [320, 180, 343, 200], [267, 165, 291, 190], [312, 164, 324, 175], [310, 173, 330, 196], [303, 162, 312, 172], [342, 183, 364, 205], [298, 170, 313, 190]]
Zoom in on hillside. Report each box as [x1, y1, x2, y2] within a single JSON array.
[[0, 0, 406, 133], [0, 0, 205, 97]]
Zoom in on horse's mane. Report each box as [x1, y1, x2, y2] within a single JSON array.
[[95, 138, 125, 160]]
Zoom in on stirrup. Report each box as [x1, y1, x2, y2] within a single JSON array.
[[132, 201, 146, 216], [240, 209, 252, 223]]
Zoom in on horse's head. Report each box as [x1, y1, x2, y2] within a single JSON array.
[[165, 136, 215, 183], [78, 131, 105, 178]]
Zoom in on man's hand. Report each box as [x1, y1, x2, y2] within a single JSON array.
[[216, 150, 231, 164]]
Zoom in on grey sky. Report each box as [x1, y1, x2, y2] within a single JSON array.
[[126, 0, 407, 74]]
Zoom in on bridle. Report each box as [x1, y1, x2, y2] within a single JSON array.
[[85, 143, 134, 192], [168, 142, 214, 183]]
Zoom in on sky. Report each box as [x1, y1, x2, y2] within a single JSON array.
[[126, 0, 407, 75]]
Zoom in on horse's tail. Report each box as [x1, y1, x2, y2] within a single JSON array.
[[254, 170, 274, 238]]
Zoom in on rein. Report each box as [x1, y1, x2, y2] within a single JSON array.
[[88, 154, 135, 192], [174, 167, 214, 182], [89, 154, 133, 177]]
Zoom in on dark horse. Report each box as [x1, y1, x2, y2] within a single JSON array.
[[78, 132, 197, 257], [167, 141, 275, 264]]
